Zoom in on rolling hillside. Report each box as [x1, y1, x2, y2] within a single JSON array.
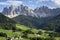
[[0, 13, 16, 30], [13, 15, 52, 29], [40, 14, 60, 32], [13, 15, 41, 28], [0, 13, 60, 40]]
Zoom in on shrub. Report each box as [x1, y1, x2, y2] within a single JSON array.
[[0, 32, 7, 37]]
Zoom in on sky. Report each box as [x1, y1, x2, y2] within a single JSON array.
[[0, 0, 60, 12]]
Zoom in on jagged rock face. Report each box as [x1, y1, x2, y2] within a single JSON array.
[[2, 7, 8, 15], [2, 5, 60, 18], [34, 6, 52, 17], [17, 5, 37, 17], [2, 5, 18, 18], [34, 6, 60, 17], [2, 5, 37, 18]]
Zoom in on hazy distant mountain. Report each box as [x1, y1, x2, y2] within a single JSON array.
[[34, 6, 60, 17], [34, 6, 51, 17]]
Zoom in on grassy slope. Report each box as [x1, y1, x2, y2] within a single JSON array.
[[0, 37, 6, 40], [0, 23, 60, 40]]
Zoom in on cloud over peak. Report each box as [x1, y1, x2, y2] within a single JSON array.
[[54, 0, 60, 5], [0, 0, 23, 6], [0, 0, 60, 10]]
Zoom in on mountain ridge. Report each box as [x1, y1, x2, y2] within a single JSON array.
[[2, 5, 60, 18], [2, 5, 37, 18]]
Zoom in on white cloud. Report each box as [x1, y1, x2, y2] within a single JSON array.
[[36, 0, 52, 4], [0, 2, 9, 5], [36, 0, 60, 7], [0, 0, 23, 6], [53, 0, 60, 5], [37, 0, 54, 2], [7, 1, 23, 6], [37, 0, 50, 2]]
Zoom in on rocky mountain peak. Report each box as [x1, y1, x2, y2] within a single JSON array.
[[2, 5, 60, 18], [2, 5, 37, 18]]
